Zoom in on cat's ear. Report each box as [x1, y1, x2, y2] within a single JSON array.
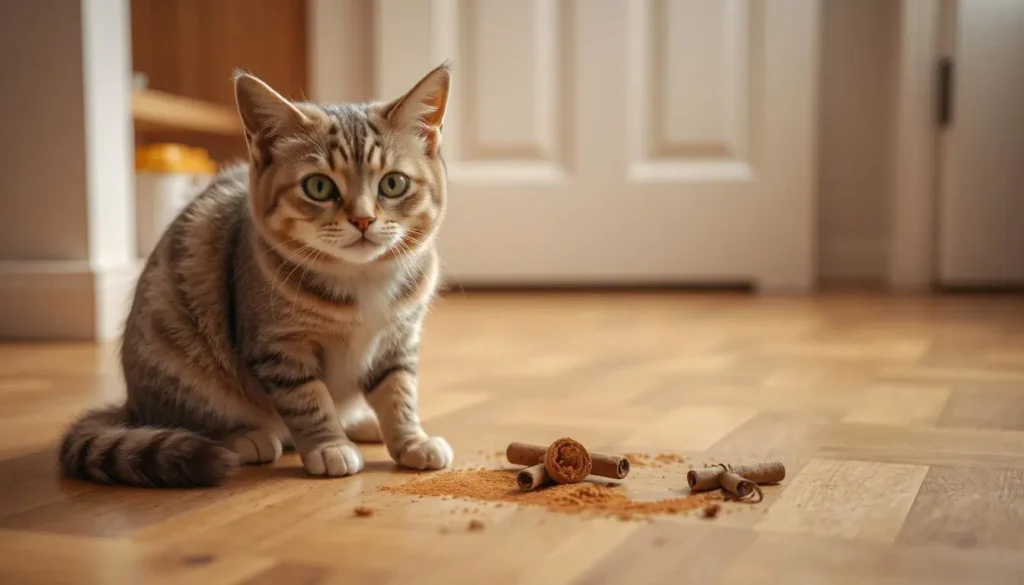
[[382, 61, 451, 155], [233, 70, 308, 168]]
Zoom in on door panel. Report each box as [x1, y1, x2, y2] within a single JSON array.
[[376, 0, 820, 290], [938, 0, 1024, 286], [629, 0, 755, 182]]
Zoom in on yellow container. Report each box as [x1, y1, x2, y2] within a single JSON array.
[[135, 143, 217, 174], [134, 144, 218, 258]]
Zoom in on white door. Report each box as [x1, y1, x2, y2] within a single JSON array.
[[377, 0, 820, 291], [937, 0, 1024, 286]]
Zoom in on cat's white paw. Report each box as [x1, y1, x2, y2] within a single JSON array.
[[301, 442, 364, 477], [228, 430, 283, 464], [397, 436, 454, 470], [342, 412, 383, 444]]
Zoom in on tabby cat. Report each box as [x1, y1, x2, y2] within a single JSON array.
[[58, 63, 455, 487]]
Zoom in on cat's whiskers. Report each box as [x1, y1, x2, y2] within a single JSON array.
[[291, 246, 328, 318], [402, 226, 462, 295], [271, 242, 319, 318], [389, 236, 422, 283]]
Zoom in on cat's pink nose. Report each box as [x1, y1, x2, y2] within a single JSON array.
[[349, 216, 375, 232]]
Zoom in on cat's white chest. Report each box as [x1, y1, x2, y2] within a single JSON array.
[[322, 290, 391, 398]]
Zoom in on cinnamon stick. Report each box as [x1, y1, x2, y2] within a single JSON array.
[[517, 463, 551, 490], [506, 442, 545, 466], [506, 441, 631, 480], [544, 438, 592, 484], [686, 461, 785, 492], [719, 470, 763, 502], [592, 452, 631, 480]]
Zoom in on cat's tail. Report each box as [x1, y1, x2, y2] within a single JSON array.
[[58, 404, 240, 488]]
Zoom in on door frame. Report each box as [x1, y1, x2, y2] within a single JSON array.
[[888, 0, 951, 291]]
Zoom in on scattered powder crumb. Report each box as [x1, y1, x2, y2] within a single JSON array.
[[625, 453, 687, 469], [353, 506, 375, 518], [653, 537, 667, 547], [702, 503, 721, 519], [655, 453, 686, 465], [380, 470, 723, 521], [626, 453, 653, 468], [468, 519, 486, 531]]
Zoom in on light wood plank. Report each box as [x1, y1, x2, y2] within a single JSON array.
[[756, 458, 928, 542], [899, 466, 1024, 550], [722, 532, 1024, 585]]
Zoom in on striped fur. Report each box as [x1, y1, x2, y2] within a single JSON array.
[[58, 63, 455, 487]]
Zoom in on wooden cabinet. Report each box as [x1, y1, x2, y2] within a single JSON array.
[[129, 0, 308, 163]]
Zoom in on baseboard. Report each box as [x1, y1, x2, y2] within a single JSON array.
[[0, 260, 141, 341]]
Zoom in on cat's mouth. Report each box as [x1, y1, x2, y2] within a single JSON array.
[[345, 237, 376, 249]]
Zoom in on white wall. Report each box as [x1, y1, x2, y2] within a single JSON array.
[[817, 0, 899, 283], [308, 0, 376, 104], [0, 0, 91, 261]]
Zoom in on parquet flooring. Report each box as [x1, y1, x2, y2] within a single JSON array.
[[2, 292, 1024, 584]]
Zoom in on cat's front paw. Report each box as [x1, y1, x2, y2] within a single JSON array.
[[300, 441, 364, 477], [397, 436, 454, 470], [228, 429, 283, 465]]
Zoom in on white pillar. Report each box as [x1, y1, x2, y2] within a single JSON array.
[[0, 0, 137, 340]]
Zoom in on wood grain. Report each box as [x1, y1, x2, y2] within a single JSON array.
[[1, 292, 1023, 583], [899, 466, 1024, 550], [756, 458, 928, 542], [937, 390, 1024, 431]]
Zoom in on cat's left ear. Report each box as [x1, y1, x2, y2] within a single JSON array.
[[233, 70, 309, 168], [382, 61, 451, 155]]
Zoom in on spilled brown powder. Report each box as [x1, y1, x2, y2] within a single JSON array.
[[380, 470, 721, 520], [656, 453, 687, 465], [353, 506, 375, 517], [468, 519, 486, 531]]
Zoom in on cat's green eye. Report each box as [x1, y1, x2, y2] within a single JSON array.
[[302, 173, 339, 202], [378, 172, 411, 199]]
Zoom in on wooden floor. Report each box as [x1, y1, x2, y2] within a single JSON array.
[[2, 292, 1024, 584]]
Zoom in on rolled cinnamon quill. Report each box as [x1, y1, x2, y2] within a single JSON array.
[[517, 463, 552, 490], [506, 442, 545, 466], [545, 438, 592, 484], [686, 461, 785, 492], [719, 470, 763, 502], [506, 441, 631, 480]]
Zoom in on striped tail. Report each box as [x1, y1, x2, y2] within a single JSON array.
[[58, 405, 240, 488]]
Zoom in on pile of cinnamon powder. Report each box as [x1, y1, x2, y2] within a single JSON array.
[[379, 470, 721, 521]]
